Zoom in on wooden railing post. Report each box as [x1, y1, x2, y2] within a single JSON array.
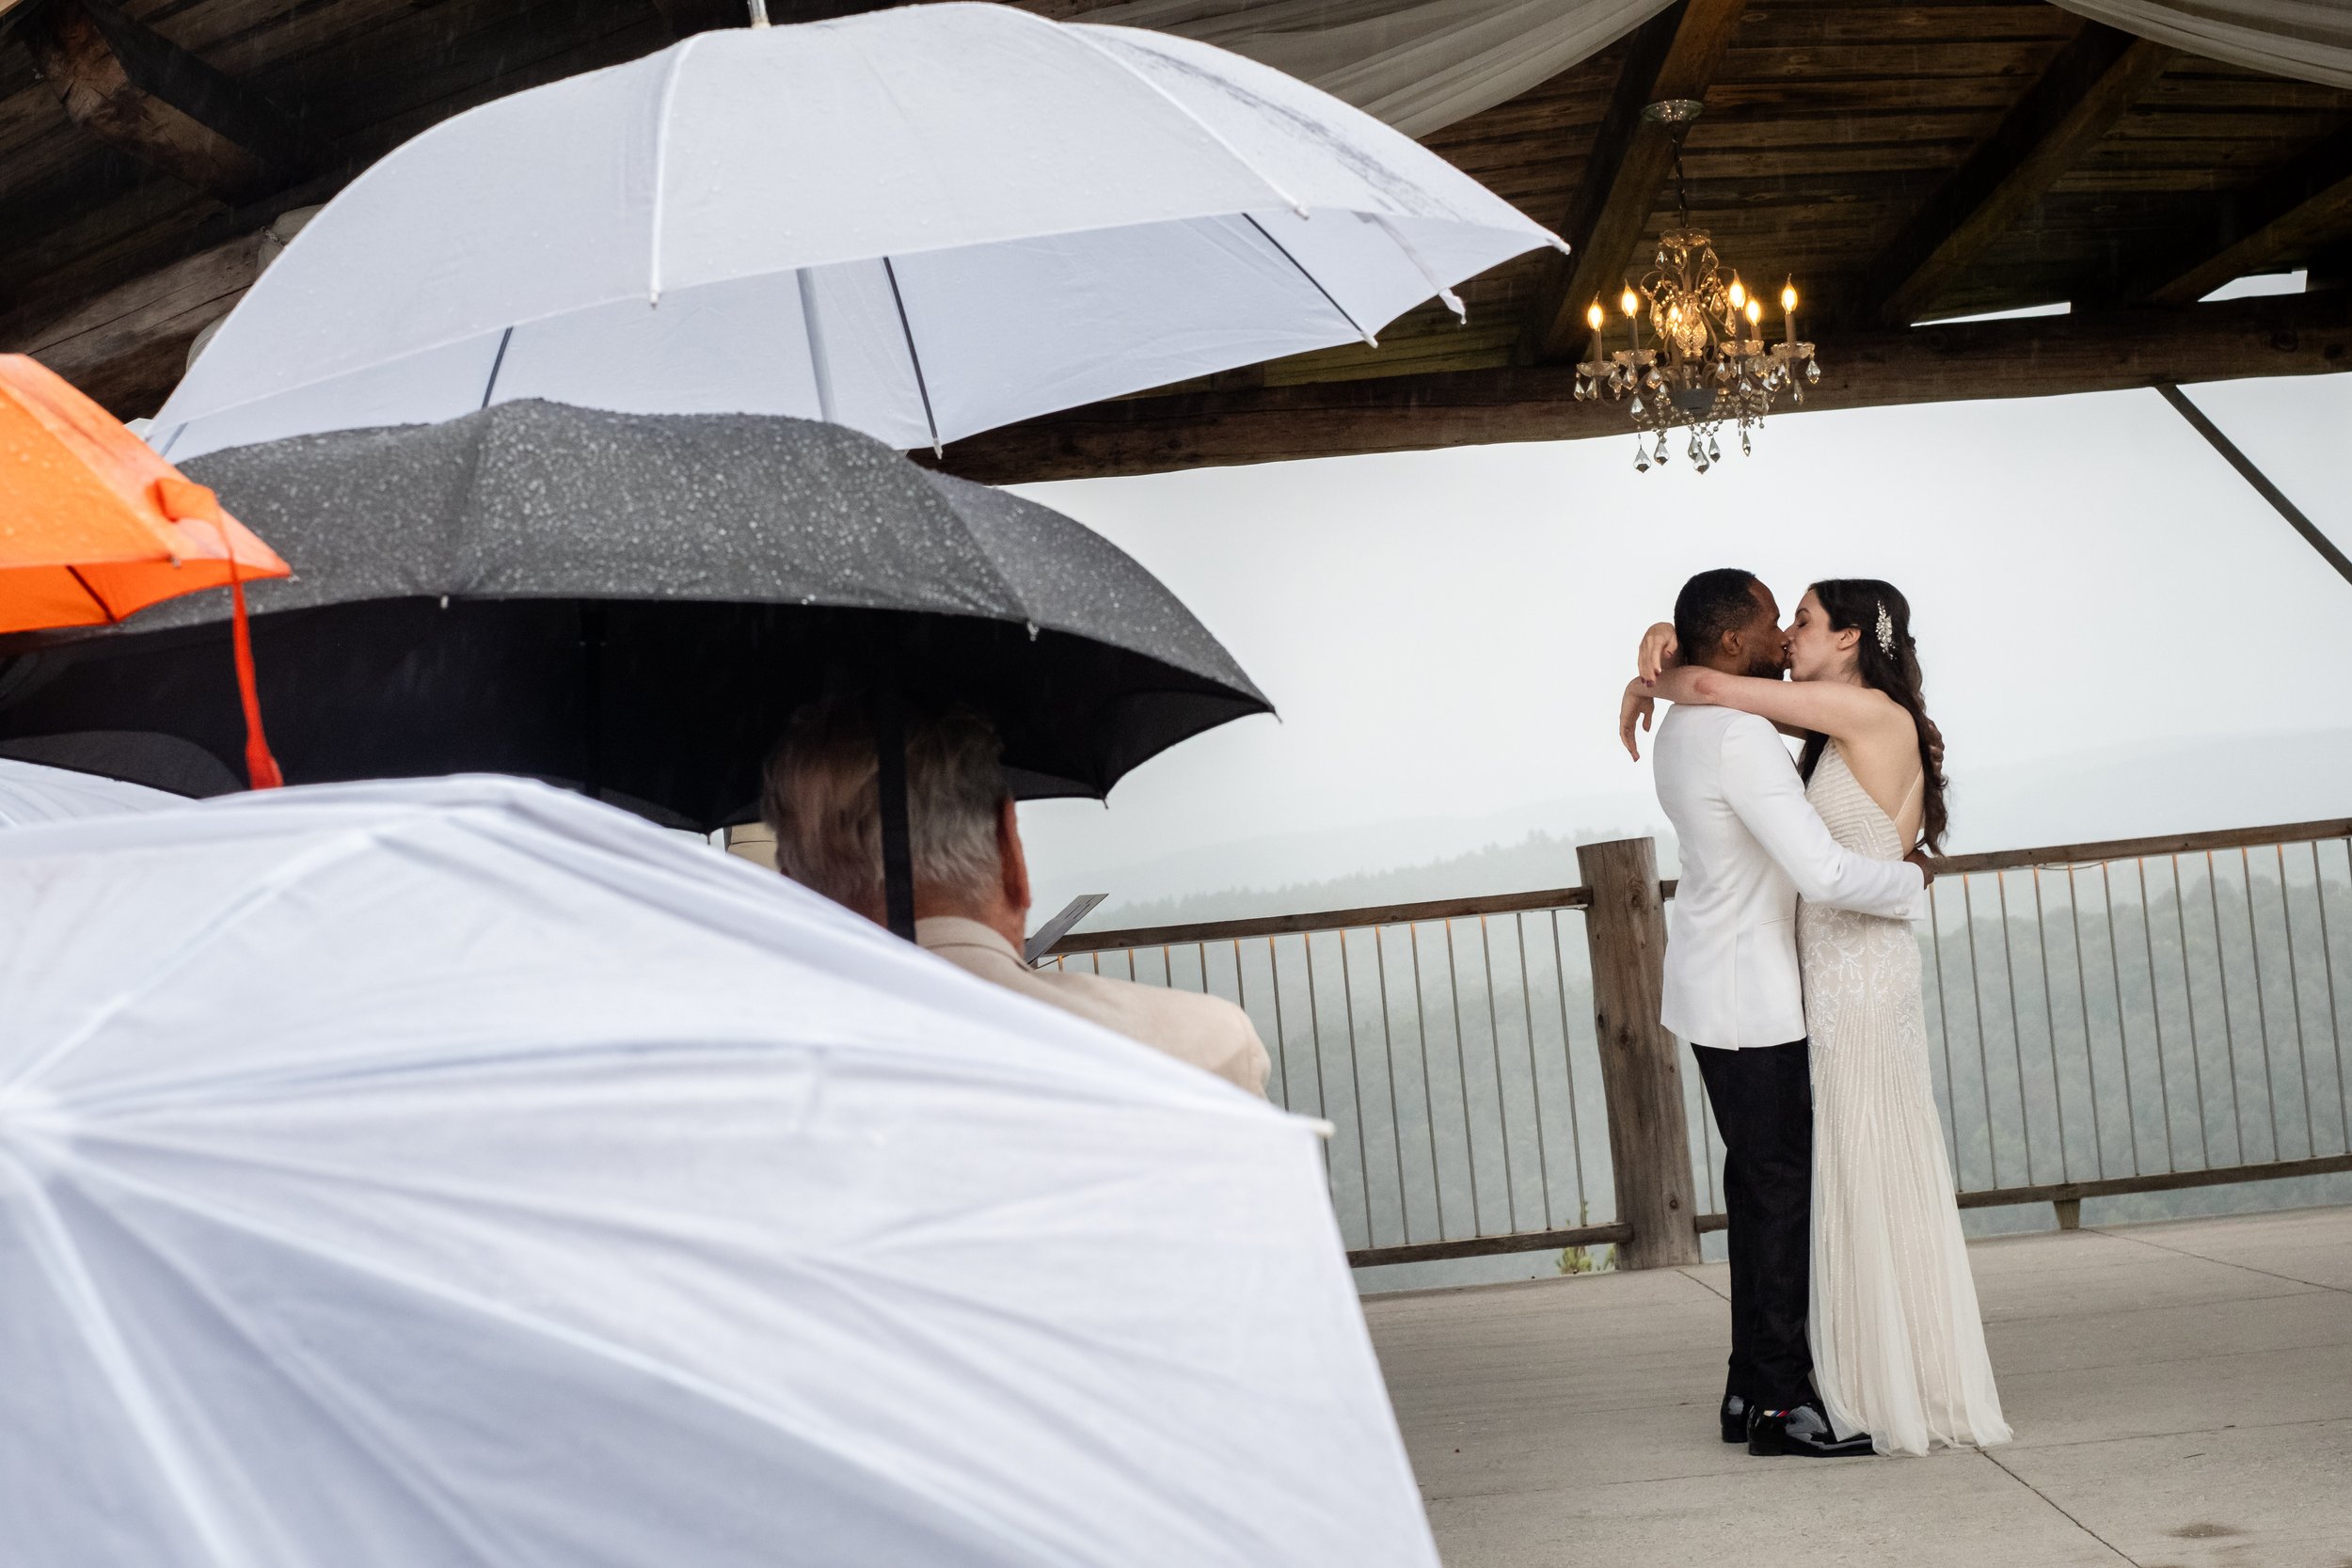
[[1578, 836, 1700, 1269]]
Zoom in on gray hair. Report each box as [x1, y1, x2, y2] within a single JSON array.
[[760, 694, 1008, 916]]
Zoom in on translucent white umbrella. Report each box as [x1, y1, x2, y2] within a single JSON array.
[[0, 759, 181, 826], [0, 776, 1437, 1567], [150, 1, 1563, 462]]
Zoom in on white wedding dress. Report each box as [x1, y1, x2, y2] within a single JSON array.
[[1797, 742, 2011, 1456]]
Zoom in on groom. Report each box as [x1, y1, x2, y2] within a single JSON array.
[[1645, 568, 1931, 1458]]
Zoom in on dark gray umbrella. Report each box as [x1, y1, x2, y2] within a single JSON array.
[[0, 401, 1269, 839]]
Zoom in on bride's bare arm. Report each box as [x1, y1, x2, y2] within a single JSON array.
[[1645, 665, 1905, 748], [1619, 681, 1655, 760], [1636, 623, 1677, 683]]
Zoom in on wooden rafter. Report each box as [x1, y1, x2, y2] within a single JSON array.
[[2131, 123, 2352, 306], [645, 0, 745, 38], [6, 232, 265, 413], [934, 292, 2352, 484], [22, 0, 325, 204], [1520, 0, 1749, 365], [1859, 22, 2170, 326]]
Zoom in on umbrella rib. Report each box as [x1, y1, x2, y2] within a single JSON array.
[[795, 268, 837, 423], [881, 256, 943, 455], [0, 1148, 254, 1568], [60, 1155, 1078, 1568], [64, 563, 123, 626], [1242, 215, 1376, 347], [59, 1164, 532, 1568], [478, 326, 515, 409], [1367, 214, 1465, 322], [2, 829, 389, 1097], [644, 34, 706, 305]]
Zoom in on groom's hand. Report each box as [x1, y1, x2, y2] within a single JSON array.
[[1619, 684, 1655, 760], [1904, 847, 1936, 889]]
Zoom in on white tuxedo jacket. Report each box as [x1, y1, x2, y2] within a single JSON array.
[[1653, 705, 1923, 1050]]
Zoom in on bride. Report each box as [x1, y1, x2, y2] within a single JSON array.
[[1627, 578, 2010, 1457]]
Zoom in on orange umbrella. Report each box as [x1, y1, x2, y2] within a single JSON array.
[[0, 354, 288, 787]]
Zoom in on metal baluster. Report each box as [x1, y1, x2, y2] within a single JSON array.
[[1962, 875, 2001, 1187], [2029, 868, 2071, 1179], [1336, 928, 1374, 1242], [1266, 936, 1290, 1114], [1995, 872, 2035, 1182], [2314, 839, 2349, 1151], [2277, 843, 2317, 1158], [2239, 847, 2280, 1160], [2137, 859, 2177, 1170], [1514, 912, 1556, 1229], [1196, 940, 1209, 996], [1409, 923, 1446, 1236], [2100, 863, 2141, 1176], [1303, 931, 1330, 1125], [2207, 852, 2249, 1164], [1549, 910, 1591, 1216], [2066, 866, 2108, 1180], [1477, 915, 1518, 1232], [1928, 884, 1964, 1173], [1373, 925, 1410, 1242], [1443, 920, 1482, 1234], [2170, 856, 2213, 1168]]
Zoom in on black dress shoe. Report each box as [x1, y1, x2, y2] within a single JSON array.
[[1719, 1393, 1747, 1445], [1747, 1401, 1874, 1458]]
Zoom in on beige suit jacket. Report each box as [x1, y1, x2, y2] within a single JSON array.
[[916, 916, 1271, 1096]]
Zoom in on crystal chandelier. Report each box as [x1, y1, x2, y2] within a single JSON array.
[[1572, 102, 1820, 474]]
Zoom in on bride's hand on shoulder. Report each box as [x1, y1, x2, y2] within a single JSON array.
[[1637, 622, 1678, 685], [1619, 681, 1655, 761]]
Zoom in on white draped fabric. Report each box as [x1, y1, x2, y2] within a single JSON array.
[[1107, 0, 2352, 142], [2048, 0, 2352, 91], [1084, 0, 1675, 139]]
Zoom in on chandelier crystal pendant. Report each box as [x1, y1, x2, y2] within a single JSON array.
[[1571, 101, 1820, 474]]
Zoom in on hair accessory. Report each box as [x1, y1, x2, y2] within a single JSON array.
[[1875, 602, 1896, 656]]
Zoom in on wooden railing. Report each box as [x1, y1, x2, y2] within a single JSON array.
[[1044, 818, 2352, 1270]]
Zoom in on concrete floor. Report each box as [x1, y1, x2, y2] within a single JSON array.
[[1364, 1205, 2352, 1567]]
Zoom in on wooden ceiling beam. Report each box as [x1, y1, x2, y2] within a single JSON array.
[[22, 0, 327, 204], [646, 0, 748, 38], [934, 291, 2352, 484], [1520, 0, 1750, 365], [2131, 124, 2352, 306], [5, 231, 264, 414], [1858, 23, 2169, 327], [653, 0, 1106, 36]]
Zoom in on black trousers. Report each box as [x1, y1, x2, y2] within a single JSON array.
[[1692, 1038, 1815, 1412]]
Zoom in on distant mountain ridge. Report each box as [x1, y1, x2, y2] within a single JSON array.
[[1047, 726, 2352, 937]]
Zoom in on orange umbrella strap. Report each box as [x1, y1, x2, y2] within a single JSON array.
[[158, 478, 283, 791]]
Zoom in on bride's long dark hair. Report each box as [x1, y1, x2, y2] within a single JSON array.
[[1798, 578, 1949, 852]]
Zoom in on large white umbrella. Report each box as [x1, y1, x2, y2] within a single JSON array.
[[0, 776, 1437, 1567], [150, 1, 1563, 463], [0, 759, 180, 826]]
